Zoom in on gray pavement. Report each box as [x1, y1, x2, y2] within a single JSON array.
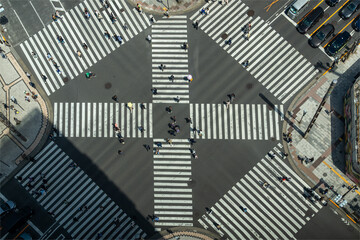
[[0, 39, 49, 184], [284, 48, 360, 226]]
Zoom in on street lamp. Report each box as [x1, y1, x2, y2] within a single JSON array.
[[298, 110, 307, 124]]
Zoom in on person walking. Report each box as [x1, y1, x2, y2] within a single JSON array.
[[160, 64, 166, 71], [186, 117, 192, 124], [104, 30, 110, 39], [226, 100, 230, 109], [169, 74, 175, 82], [112, 95, 118, 102], [145, 144, 151, 151], [151, 88, 158, 95], [77, 50, 82, 58], [139, 126, 145, 133], [140, 103, 146, 110], [41, 75, 47, 83], [32, 52, 38, 58], [167, 106, 172, 114], [242, 60, 249, 68]]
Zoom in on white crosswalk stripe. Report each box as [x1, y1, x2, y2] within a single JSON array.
[[189, 0, 319, 104], [14, 142, 147, 240], [152, 16, 190, 104], [19, 0, 152, 95], [189, 103, 283, 140], [152, 138, 193, 230], [197, 143, 323, 239], [53, 102, 153, 138]]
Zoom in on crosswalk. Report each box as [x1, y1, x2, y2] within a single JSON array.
[[20, 0, 151, 96], [15, 141, 147, 240], [197, 143, 323, 239], [190, 103, 284, 140], [152, 138, 193, 230], [151, 16, 190, 104], [190, 0, 319, 104], [53, 102, 153, 138]]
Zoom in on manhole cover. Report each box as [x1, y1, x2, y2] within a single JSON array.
[[221, 32, 228, 39], [247, 10, 255, 17], [323, 173, 327, 177], [63, 77, 69, 83], [105, 82, 112, 89], [246, 83, 253, 89]]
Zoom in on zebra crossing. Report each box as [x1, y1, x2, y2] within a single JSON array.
[[153, 138, 193, 230], [15, 141, 146, 240], [152, 16, 190, 104], [53, 102, 153, 138], [189, 0, 319, 104], [20, 0, 151, 96], [190, 103, 284, 140], [197, 143, 323, 239]]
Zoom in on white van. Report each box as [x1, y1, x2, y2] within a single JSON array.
[[287, 0, 310, 19]]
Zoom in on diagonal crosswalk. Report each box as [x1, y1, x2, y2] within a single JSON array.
[[190, 103, 284, 140], [15, 141, 147, 240], [190, 0, 319, 104], [197, 143, 323, 239], [152, 138, 193, 231], [151, 16, 190, 104], [20, 0, 152, 96], [53, 102, 153, 138]]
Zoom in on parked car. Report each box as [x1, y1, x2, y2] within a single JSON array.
[[297, 7, 324, 34], [325, 0, 339, 7], [309, 24, 335, 48], [352, 14, 360, 31], [0, 200, 16, 216], [325, 31, 351, 56], [340, 0, 360, 19]]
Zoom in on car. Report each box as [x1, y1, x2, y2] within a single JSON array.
[[0, 200, 16, 216], [326, 0, 339, 7], [352, 14, 360, 31], [297, 7, 324, 34], [340, 0, 360, 19], [309, 24, 335, 48], [325, 31, 351, 56]]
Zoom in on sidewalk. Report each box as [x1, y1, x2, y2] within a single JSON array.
[[128, 0, 202, 15], [284, 48, 360, 225], [0, 41, 49, 185]]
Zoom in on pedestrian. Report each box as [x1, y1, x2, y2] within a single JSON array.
[[224, 0, 228, 4], [186, 117, 192, 124], [226, 38, 232, 45], [150, 16, 155, 23], [205, 7, 210, 15], [28, 176, 34, 182], [69, 162, 78, 168], [47, 52, 53, 61], [145, 144, 151, 151], [118, 150, 122, 155], [95, 10, 103, 20], [226, 100, 230, 109], [99, 206, 104, 211], [77, 50, 82, 58], [53, 61, 59, 69], [130, 220, 135, 227], [16, 176, 23, 181], [112, 95, 118, 102], [160, 64, 166, 71], [55, 11, 62, 19], [63, 199, 69, 205], [146, 35, 152, 42], [229, 93, 235, 102], [151, 88, 158, 95], [193, 128, 197, 135], [105, 0, 110, 8], [73, 217, 78, 222], [48, 211, 55, 217], [171, 116, 176, 122], [136, 3, 142, 13], [52, 14, 57, 21], [198, 129, 203, 137], [169, 74, 175, 82], [155, 148, 160, 155], [127, 102, 133, 113], [113, 123, 120, 132], [25, 96, 30, 102], [140, 103, 146, 110], [10, 96, 17, 104], [25, 72, 31, 79], [200, 8, 206, 15], [139, 126, 145, 133], [104, 30, 110, 39], [183, 42, 189, 50], [175, 96, 180, 103], [82, 42, 88, 50], [26, 183, 34, 189], [56, 69, 62, 74], [167, 106, 172, 114], [242, 60, 249, 68], [32, 52, 38, 58], [2, 103, 8, 109], [167, 138, 173, 145], [40, 74, 46, 82], [193, 20, 199, 30]]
